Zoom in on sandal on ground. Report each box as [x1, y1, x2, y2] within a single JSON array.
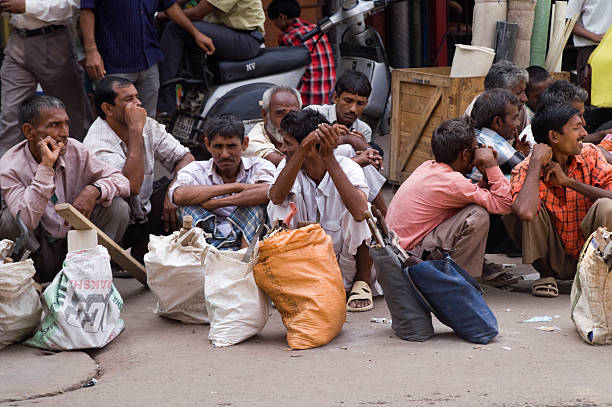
[[479, 271, 520, 287], [346, 281, 374, 312], [531, 277, 558, 298]]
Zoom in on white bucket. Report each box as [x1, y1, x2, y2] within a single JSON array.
[[450, 44, 496, 78]]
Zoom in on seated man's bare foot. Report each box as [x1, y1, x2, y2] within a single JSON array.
[[346, 280, 374, 312]]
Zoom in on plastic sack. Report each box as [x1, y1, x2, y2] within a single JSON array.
[[24, 246, 124, 350], [370, 246, 433, 341], [204, 245, 269, 347], [571, 228, 612, 345], [407, 255, 498, 344], [145, 229, 210, 324], [254, 224, 346, 350], [0, 260, 42, 349]]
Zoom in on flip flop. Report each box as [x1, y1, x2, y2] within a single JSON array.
[[531, 277, 558, 298], [479, 271, 520, 287], [346, 280, 374, 312]]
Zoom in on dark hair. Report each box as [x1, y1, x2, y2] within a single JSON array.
[[537, 80, 588, 110], [431, 117, 475, 165], [334, 70, 372, 98], [95, 76, 134, 120], [484, 61, 529, 91], [18, 95, 65, 133], [280, 109, 330, 143], [532, 103, 580, 145], [526, 66, 551, 87], [267, 0, 300, 19], [471, 89, 519, 130], [203, 113, 245, 142]]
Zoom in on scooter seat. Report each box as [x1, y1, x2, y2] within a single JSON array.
[[209, 46, 311, 85]]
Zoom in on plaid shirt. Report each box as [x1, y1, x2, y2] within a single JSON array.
[[468, 128, 525, 182], [510, 143, 612, 258], [279, 18, 336, 106]]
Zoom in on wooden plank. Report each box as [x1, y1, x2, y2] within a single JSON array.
[[55, 203, 147, 286], [396, 87, 442, 172]]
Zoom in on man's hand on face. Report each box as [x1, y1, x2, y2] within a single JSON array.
[[531, 143, 553, 167], [542, 161, 570, 187], [0, 0, 25, 14], [72, 185, 100, 219], [472, 146, 498, 174], [316, 123, 339, 158], [125, 104, 147, 132], [513, 135, 531, 157], [299, 130, 321, 156], [162, 185, 180, 233], [38, 136, 63, 168]]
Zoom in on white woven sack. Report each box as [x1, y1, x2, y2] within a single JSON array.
[[145, 229, 210, 324], [0, 260, 42, 349], [571, 228, 612, 345], [204, 245, 269, 347]]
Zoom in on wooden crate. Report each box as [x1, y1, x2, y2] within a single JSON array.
[[389, 67, 484, 183], [388, 68, 571, 183]]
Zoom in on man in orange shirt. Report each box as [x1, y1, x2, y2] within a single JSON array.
[[506, 103, 612, 297]]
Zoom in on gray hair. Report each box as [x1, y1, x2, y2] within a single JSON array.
[[261, 86, 302, 112], [18, 95, 66, 133], [537, 80, 588, 109], [484, 61, 529, 91], [471, 89, 519, 130]]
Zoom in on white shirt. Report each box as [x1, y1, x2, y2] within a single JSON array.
[[567, 0, 612, 47], [305, 104, 372, 142], [170, 157, 276, 234], [243, 122, 281, 159], [83, 117, 189, 216], [268, 156, 369, 248], [6, 0, 78, 30]]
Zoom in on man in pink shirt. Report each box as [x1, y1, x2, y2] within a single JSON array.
[[0, 95, 130, 282], [386, 117, 513, 281]]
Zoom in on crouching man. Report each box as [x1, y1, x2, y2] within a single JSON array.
[[0, 95, 130, 282], [268, 109, 377, 312], [170, 114, 276, 249], [386, 118, 513, 280], [505, 103, 612, 298]]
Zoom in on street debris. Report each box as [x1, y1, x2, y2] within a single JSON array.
[[536, 326, 561, 331], [500, 346, 512, 351], [370, 317, 391, 324], [82, 378, 97, 388], [521, 316, 553, 323]]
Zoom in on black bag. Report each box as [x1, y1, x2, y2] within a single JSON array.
[[370, 245, 433, 341]]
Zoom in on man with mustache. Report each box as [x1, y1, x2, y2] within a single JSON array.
[[170, 113, 276, 249], [505, 103, 612, 298], [0, 95, 130, 282]]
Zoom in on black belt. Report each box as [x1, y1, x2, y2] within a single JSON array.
[[13, 24, 64, 38]]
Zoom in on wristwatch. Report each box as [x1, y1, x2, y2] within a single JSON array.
[[91, 182, 102, 199]]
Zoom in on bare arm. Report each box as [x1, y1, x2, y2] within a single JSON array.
[[80, 9, 106, 80], [573, 24, 605, 43], [584, 129, 612, 144], [164, 3, 215, 54], [512, 144, 552, 222], [544, 161, 612, 201], [173, 153, 195, 176], [172, 183, 245, 206], [201, 184, 270, 210], [122, 106, 147, 196], [338, 134, 370, 151], [181, 0, 215, 20], [263, 151, 285, 167]]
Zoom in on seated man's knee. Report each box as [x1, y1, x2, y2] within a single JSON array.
[[110, 198, 130, 224], [466, 205, 490, 231]]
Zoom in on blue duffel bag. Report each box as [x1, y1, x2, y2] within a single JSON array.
[[405, 255, 499, 344]]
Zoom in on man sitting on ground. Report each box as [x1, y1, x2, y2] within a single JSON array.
[[465, 61, 530, 133], [83, 77, 195, 263], [244, 86, 302, 166], [268, 109, 378, 312], [267, 0, 336, 106], [469, 89, 525, 182], [305, 71, 388, 216], [170, 114, 276, 249], [525, 66, 553, 121], [505, 103, 612, 298], [0, 95, 130, 282], [386, 117, 514, 282]]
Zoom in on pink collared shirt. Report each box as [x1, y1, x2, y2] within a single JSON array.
[[386, 160, 512, 250], [0, 139, 130, 238]]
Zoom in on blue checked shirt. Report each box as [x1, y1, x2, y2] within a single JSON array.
[[468, 127, 525, 183]]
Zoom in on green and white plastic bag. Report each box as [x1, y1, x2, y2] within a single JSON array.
[[0, 259, 42, 349], [25, 246, 124, 350]]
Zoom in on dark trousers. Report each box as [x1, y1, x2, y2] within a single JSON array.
[[157, 22, 262, 114]]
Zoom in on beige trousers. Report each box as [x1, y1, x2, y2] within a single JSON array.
[[503, 198, 612, 280], [418, 205, 490, 278]]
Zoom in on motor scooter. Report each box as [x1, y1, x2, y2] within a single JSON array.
[[167, 0, 399, 156]]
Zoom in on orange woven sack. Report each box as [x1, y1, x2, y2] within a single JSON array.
[[254, 224, 346, 349]]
